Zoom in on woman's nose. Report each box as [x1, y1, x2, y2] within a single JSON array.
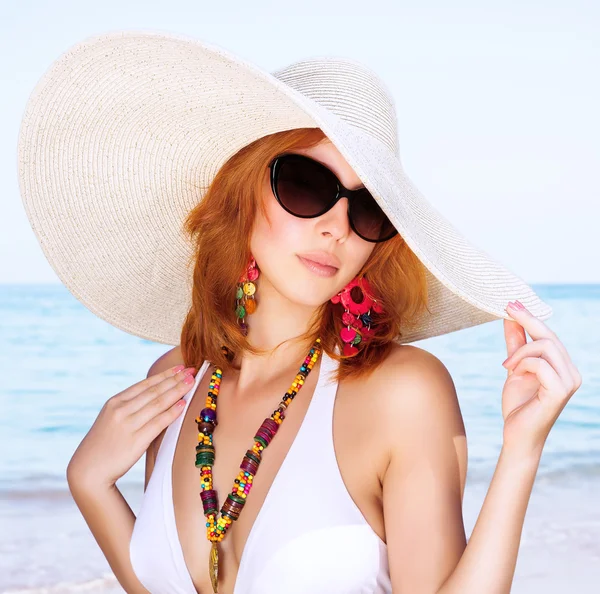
[[317, 196, 351, 241]]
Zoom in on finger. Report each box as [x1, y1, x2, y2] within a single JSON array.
[[503, 338, 576, 385], [135, 388, 193, 445], [505, 301, 570, 361], [512, 357, 566, 400], [119, 365, 192, 401], [129, 370, 194, 435], [130, 372, 197, 429], [123, 367, 196, 413], [503, 318, 527, 360]]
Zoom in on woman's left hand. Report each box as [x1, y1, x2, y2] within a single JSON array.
[[500, 300, 582, 458]]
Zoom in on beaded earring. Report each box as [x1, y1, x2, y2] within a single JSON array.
[[235, 256, 260, 336], [330, 276, 384, 356]]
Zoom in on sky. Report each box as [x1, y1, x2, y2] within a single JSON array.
[[1, 0, 598, 284]]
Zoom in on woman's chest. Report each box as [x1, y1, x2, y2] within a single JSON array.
[[166, 367, 389, 593]]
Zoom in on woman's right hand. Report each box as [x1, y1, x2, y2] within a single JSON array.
[[66, 365, 197, 488]]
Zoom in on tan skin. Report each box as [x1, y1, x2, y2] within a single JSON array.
[[145, 340, 459, 594], [67, 139, 470, 594]]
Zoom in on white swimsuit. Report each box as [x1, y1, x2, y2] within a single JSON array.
[[129, 348, 392, 593]]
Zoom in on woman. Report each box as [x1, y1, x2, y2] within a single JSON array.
[[18, 31, 581, 594]]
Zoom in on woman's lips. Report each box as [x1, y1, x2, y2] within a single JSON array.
[[297, 255, 339, 277]]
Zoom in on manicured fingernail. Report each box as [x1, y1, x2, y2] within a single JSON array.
[[183, 374, 195, 384], [172, 364, 185, 373]]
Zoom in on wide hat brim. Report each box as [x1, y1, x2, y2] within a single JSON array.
[[17, 29, 552, 346]]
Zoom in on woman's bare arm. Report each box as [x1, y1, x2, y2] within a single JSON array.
[[377, 346, 468, 594], [380, 304, 581, 594], [435, 446, 540, 594], [66, 473, 150, 594], [378, 346, 544, 594], [435, 303, 582, 594], [66, 346, 184, 593]]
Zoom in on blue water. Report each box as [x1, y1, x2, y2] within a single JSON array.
[[0, 283, 598, 495]]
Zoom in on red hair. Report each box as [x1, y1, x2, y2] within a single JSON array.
[[180, 128, 430, 382]]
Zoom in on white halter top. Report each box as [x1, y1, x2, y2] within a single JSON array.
[[129, 348, 391, 593]]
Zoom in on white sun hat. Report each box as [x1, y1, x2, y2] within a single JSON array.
[[17, 29, 552, 346]]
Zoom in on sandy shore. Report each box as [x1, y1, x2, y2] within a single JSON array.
[[1, 473, 599, 593]]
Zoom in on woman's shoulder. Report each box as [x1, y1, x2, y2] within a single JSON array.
[[371, 342, 459, 413], [369, 342, 452, 385], [345, 342, 460, 436], [364, 342, 465, 464], [147, 345, 184, 377]]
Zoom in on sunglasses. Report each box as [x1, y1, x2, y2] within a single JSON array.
[[268, 153, 398, 243]]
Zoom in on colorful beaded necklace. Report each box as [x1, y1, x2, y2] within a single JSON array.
[[194, 337, 323, 593]]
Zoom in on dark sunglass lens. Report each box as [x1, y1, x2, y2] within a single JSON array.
[[275, 156, 337, 217], [350, 190, 397, 241]]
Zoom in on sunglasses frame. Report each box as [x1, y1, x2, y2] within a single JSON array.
[[268, 153, 398, 243]]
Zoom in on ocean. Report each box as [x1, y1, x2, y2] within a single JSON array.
[[1, 283, 598, 593]]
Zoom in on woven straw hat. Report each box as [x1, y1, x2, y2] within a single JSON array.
[[17, 29, 552, 346]]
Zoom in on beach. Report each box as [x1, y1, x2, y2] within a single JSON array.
[[1, 283, 598, 592], [1, 468, 599, 593]]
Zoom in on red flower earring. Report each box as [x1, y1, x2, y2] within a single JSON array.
[[330, 276, 384, 356]]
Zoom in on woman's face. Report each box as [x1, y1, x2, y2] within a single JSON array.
[[250, 138, 377, 308]]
